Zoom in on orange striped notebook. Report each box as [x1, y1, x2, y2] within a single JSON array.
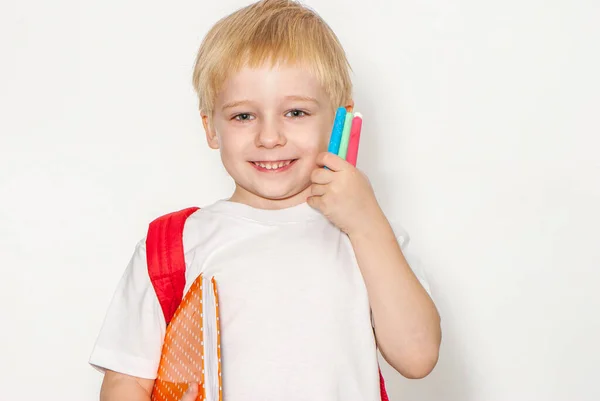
[[151, 275, 222, 401]]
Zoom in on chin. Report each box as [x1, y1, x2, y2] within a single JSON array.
[[227, 161, 312, 204], [252, 186, 305, 201], [235, 179, 310, 205]]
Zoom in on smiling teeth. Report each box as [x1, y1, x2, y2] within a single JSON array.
[[255, 160, 292, 170]]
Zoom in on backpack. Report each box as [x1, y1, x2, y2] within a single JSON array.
[[146, 207, 390, 401]]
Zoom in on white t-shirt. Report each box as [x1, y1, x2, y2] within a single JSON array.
[[89, 200, 431, 401]]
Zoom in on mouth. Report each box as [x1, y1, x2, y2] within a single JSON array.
[[250, 159, 297, 172]]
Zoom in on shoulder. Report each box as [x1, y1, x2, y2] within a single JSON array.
[[148, 206, 202, 229], [146, 201, 233, 255]]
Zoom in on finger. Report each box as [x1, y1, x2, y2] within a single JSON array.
[[306, 195, 325, 211], [310, 167, 335, 184], [316, 152, 349, 172], [310, 183, 328, 196], [182, 383, 199, 401]]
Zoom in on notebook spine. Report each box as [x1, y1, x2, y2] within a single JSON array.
[[212, 278, 223, 401], [202, 276, 222, 401]]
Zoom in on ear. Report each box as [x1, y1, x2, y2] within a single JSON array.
[[201, 111, 219, 149], [344, 99, 355, 113]]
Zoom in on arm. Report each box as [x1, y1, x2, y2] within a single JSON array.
[[308, 152, 441, 379], [99, 371, 154, 401], [99, 371, 199, 401], [348, 211, 441, 379], [90, 240, 198, 401]]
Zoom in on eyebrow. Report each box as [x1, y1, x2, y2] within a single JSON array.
[[221, 99, 255, 111], [284, 95, 320, 105], [222, 95, 320, 110]]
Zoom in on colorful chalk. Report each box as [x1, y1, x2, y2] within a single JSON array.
[[327, 107, 347, 155], [326, 107, 363, 167], [337, 111, 354, 160], [346, 113, 362, 167]]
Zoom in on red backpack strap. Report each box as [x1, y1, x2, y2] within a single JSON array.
[[379, 369, 389, 400], [146, 207, 199, 324]]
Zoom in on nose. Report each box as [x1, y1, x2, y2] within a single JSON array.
[[255, 118, 287, 149]]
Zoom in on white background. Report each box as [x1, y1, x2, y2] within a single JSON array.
[[1, 0, 599, 400]]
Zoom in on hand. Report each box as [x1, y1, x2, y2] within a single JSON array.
[[181, 383, 199, 401], [307, 152, 385, 236]]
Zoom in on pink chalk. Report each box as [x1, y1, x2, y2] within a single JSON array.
[[346, 113, 362, 167]]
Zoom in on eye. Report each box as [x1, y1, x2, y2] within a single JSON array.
[[233, 113, 255, 122], [285, 109, 308, 118]]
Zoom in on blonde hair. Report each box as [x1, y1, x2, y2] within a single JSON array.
[[192, 0, 353, 116]]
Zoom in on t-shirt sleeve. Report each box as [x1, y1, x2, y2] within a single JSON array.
[[390, 222, 432, 296], [88, 239, 166, 379]]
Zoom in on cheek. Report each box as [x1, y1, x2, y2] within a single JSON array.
[[318, 132, 329, 150], [217, 136, 247, 170], [216, 125, 249, 156], [295, 124, 330, 154], [294, 139, 322, 159], [317, 118, 334, 150]]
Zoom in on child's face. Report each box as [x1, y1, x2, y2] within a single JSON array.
[[204, 63, 341, 209]]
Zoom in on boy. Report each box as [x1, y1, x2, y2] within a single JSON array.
[[90, 0, 441, 400]]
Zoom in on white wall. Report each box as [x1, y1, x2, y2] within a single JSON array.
[[1, 0, 599, 400]]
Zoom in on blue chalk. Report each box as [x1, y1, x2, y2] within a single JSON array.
[[327, 107, 347, 155]]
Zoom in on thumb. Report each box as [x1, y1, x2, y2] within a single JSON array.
[[306, 195, 323, 212], [181, 382, 199, 401]]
